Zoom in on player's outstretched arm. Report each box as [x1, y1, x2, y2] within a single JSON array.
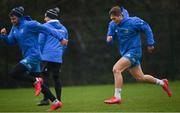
[[0, 27, 17, 45], [28, 21, 68, 45]]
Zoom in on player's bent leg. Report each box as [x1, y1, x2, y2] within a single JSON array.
[[9, 63, 43, 96], [104, 57, 131, 104], [129, 65, 156, 83], [129, 65, 172, 97], [37, 62, 50, 105], [113, 57, 131, 88], [51, 63, 62, 101], [9, 63, 36, 83]]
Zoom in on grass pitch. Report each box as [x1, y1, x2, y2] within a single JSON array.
[[0, 81, 180, 112]]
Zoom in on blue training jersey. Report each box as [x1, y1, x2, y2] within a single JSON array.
[[0, 16, 64, 63], [107, 16, 155, 56], [39, 20, 68, 63]]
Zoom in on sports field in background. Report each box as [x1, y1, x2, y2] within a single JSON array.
[[0, 81, 180, 112]]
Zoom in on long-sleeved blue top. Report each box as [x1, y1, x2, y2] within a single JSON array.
[[107, 16, 155, 55], [0, 16, 64, 62], [39, 20, 68, 63]]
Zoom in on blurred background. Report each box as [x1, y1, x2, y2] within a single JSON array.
[[0, 0, 179, 88]]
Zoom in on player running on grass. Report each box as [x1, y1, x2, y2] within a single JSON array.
[[104, 6, 172, 104], [37, 7, 68, 106], [0, 6, 67, 111]]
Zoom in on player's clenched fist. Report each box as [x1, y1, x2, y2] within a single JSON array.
[[106, 36, 113, 42], [60, 39, 68, 46], [1, 28, 7, 35]]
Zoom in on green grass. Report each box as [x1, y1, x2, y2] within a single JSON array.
[[0, 81, 180, 112]]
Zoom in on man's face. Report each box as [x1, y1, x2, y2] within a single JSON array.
[[10, 15, 19, 25], [110, 15, 121, 24]]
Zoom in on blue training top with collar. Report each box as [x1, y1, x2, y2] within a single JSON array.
[[39, 20, 68, 63], [0, 16, 64, 64], [107, 16, 155, 56]]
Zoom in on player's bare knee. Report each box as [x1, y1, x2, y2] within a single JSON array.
[[112, 67, 122, 74]]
